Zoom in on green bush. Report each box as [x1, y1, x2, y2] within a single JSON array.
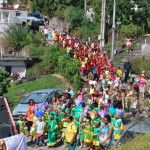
[[121, 24, 143, 38], [131, 56, 150, 79], [0, 68, 11, 96]]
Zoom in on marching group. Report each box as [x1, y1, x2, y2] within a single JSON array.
[[17, 29, 147, 150]]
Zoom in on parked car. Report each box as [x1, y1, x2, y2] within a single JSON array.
[[113, 120, 150, 147], [28, 12, 45, 25], [12, 89, 64, 121]]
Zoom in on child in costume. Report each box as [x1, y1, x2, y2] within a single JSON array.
[[112, 112, 124, 140], [84, 120, 93, 148], [92, 122, 101, 150], [30, 114, 39, 143], [79, 123, 85, 148], [35, 116, 45, 148], [47, 115, 58, 147], [17, 115, 26, 133], [61, 118, 69, 148], [54, 110, 62, 135]]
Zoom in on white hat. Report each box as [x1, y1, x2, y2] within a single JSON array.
[[142, 71, 145, 74]]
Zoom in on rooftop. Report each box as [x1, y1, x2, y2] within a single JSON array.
[[0, 7, 26, 11]]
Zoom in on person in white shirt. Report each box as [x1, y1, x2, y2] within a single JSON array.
[[35, 117, 45, 148]]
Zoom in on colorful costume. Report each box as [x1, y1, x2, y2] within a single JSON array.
[[47, 120, 58, 146], [84, 126, 93, 143], [92, 127, 101, 146], [17, 120, 26, 133], [112, 119, 124, 140]]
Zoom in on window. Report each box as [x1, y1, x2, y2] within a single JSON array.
[[16, 13, 21, 16], [46, 92, 55, 102]]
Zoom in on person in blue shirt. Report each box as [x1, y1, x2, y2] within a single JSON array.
[[65, 87, 75, 98], [93, 66, 98, 80]]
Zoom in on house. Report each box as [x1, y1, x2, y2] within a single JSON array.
[[0, 56, 39, 80], [0, 7, 27, 23]]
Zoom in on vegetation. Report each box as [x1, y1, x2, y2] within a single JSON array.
[[4, 25, 46, 52], [131, 56, 150, 79], [121, 24, 143, 38], [0, 69, 10, 96], [111, 134, 150, 150], [4, 74, 68, 109], [27, 45, 82, 92]]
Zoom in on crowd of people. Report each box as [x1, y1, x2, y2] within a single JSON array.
[[17, 28, 148, 150]]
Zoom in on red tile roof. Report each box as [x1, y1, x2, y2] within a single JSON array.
[[0, 7, 27, 11]]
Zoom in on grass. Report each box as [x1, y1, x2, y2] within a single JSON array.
[[111, 134, 150, 150], [4, 74, 68, 110]]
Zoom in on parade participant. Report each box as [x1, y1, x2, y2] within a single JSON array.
[[25, 99, 35, 137], [123, 58, 131, 83], [47, 115, 58, 147], [35, 116, 45, 148], [99, 115, 113, 149], [84, 120, 93, 149], [92, 122, 101, 150], [138, 73, 147, 100], [64, 115, 77, 150], [17, 115, 26, 133], [125, 37, 133, 53], [112, 112, 124, 140], [79, 123, 85, 148]]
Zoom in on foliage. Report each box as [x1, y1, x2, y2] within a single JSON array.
[[131, 56, 150, 79], [27, 45, 82, 91], [4, 25, 46, 52], [121, 24, 143, 38], [92, 0, 149, 34], [28, 0, 84, 17], [4, 25, 29, 51], [4, 74, 68, 109], [0, 69, 11, 96], [64, 6, 85, 30], [78, 18, 100, 41]]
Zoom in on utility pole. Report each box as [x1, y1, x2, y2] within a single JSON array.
[[111, 0, 116, 60], [100, 0, 106, 49], [84, 0, 87, 12]]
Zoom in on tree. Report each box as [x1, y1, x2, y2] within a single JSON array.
[[4, 24, 29, 52], [27, 0, 84, 17], [0, 69, 10, 96]]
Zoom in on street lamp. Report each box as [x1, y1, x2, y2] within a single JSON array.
[[111, 0, 116, 60]]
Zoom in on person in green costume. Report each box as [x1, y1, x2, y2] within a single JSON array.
[[92, 122, 101, 150], [112, 115, 124, 140], [54, 110, 62, 134], [84, 120, 93, 149], [47, 116, 58, 147], [17, 115, 26, 133], [91, 112, 101, 126], [79, 123, 85, 148]]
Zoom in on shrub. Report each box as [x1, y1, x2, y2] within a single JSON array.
[[0, 68, 11, 96], [121, 24, 143, 38], [131, 56, 150, 79]]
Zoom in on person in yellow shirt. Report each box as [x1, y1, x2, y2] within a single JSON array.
[[63, 115, 77, 150], [116, 67, 123, 77]]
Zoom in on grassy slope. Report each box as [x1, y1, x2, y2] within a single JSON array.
[[4, 74, 67, 110], [111, 134, 150, 150]]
